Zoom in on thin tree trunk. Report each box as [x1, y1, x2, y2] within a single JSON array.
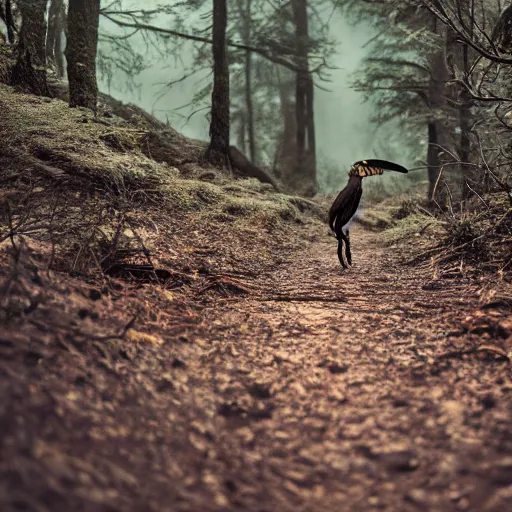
[[65, 0, 100, 111], [459, 67, 471, 199], [292, 0, 307, 170], [427, 121, 440, 201], [291, 0, 317, 196], [10, 0, 50, 96], [244, 54, 256, 163], [205, 0, 230, 167], [46, 0, 65, 79], [427, 18, 449, 206], [236, 111, 247, 154], [4, 0, 15, 43], [459, 0, 474, 200], [295, 72, 306, 175], [305, 72, 316, 188], [275, 67, 297, 184], [243, 0, 256, 164]]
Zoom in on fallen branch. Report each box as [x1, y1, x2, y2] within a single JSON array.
[[253, 295, 348, 303], [228, 146, 279, 191], [432, 208, 512, 265], [93, 315, 137, 342]]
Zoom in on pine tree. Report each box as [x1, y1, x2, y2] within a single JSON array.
[[10, 0, 50, 96], [65, 0, 101, 111], [205, 0, 230, 166], [46, 0, 66, 79]]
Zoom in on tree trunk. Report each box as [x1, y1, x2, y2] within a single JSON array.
[[295, 68, 306, 176], [291, 0, 317, 196], [242, 0, 256, 164], [65, 0, 100, 111], [275, 67, 297, 184], [236, 111, 247, 155], [427, 19, 449, 206], [459, 1, 474, 200], [459, 80, 471, 199], [305, 72, 316, 186], [10, 0, 50, 96], [3, 0, 15, 43], [427, 121, 441, 202], [205, 0, 230, 167], [46, 0, 66, 79], [244, 52, 256, 163]]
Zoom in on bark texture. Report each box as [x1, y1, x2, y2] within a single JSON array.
[[10, 0, 50, 96], [427, 121, 441, 202], [427, 20, 449, 206], [46, 0, 66, 79], [65, 0, 100, 111], [2, 0, 15, 43], [205, 0, 230, 167], [291, 0, 317, 196], [242, 0, 256, 163], [275, 69, 298, 185]]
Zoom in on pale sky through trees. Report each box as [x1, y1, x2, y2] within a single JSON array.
[[0, 2, 389, 182]]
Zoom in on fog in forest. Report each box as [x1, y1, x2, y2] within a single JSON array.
[[99, 8, 387, 190], [3, 2, 512, 509]]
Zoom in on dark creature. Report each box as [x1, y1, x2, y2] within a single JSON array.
[[329, 159, 408, 268]]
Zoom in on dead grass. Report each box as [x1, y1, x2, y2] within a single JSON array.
[[0, 84, 170, 191], [0, 44, 12, 84], [383, 212, 443, 244], [379, 192, 512, 278], [0, 84, 322, 283]]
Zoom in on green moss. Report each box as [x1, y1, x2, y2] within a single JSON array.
[[0, 81, 325, 274], [382, 213, 439, 243], [191, 182, 225, 205], [0, 44, 13, 83], [393, 199, 418, 220], [222, 197, 265, 216]]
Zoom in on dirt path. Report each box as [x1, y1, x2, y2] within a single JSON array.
[[194, 227, 512, 512], [2, 225, 512, 512]]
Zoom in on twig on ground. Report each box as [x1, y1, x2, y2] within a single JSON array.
[[93, 315, 137, 342], [253, 295, 348, 303]]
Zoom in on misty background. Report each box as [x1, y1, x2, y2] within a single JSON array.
[[99, 6, 402, 193], [0, 1, 422, 194]]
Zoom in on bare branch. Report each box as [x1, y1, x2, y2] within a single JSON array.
[[101, 12, 328, 75], [366, 57, 431, 74]]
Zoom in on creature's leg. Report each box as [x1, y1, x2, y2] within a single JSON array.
[[345, 229, 352, 266], [337, 231, 349, 269], [337, 240, 348, 269]]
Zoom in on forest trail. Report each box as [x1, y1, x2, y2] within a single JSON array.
[[2, 224, 512, 512], [194, 226, 512, 512]]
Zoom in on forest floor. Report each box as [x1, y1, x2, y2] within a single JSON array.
[[0, 74, 511, 512], [2, 219, 512, 512]]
